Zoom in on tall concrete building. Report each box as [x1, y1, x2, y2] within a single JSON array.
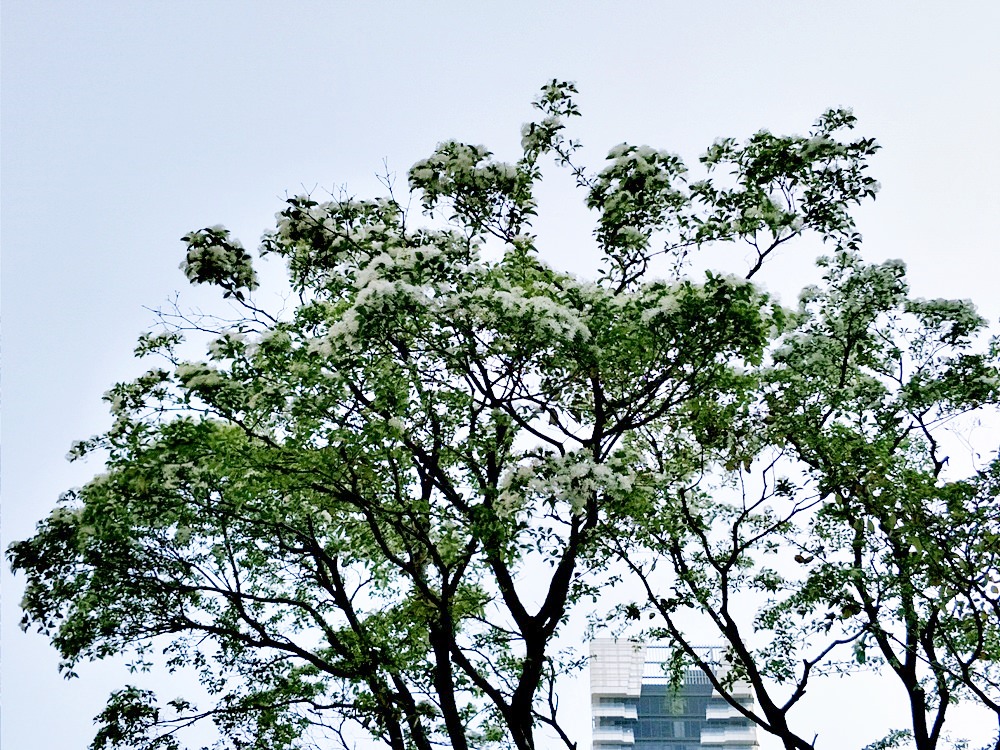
[[590, 640, 759, 750]]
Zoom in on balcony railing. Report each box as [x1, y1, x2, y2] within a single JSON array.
[[699, 726, 758, 745], [591, 704, 639, 719], [705, 705, 747, 720], [592, 726, 635, 744]]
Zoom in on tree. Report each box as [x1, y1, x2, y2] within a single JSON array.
[[9, 81, 998, 750], [614, 251, 1000, 750]]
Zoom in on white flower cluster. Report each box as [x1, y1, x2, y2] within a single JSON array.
[[180, 226, 258, 292], [476, 284, 592, 342], [176, 362, 226, 390], [799, 135, 847, 160], [500, 452, 637, 515], [207, 332, 248, 360], [638, 286, 682, 323], [604, 143, 680, 175], [520, 115, 562, 155]]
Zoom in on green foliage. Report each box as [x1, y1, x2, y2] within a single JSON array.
[[862, 729, 915, 750], [9, 80, 998, 750]]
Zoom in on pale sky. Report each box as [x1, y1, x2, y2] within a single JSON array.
[[3, 2, 999, 749]]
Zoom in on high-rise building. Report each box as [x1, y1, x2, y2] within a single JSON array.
[[590, 639, 760, 750]]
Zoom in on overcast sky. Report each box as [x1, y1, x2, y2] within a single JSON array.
[[3, 2, 999, 748]]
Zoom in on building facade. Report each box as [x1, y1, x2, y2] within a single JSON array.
[[590, 640, 759, 750]]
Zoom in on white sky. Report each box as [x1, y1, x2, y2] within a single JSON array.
[[2, 2, 999, 748]]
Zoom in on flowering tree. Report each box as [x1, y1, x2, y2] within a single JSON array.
[[615, 251, 1000, 750], [10, 81, 998, 750]]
